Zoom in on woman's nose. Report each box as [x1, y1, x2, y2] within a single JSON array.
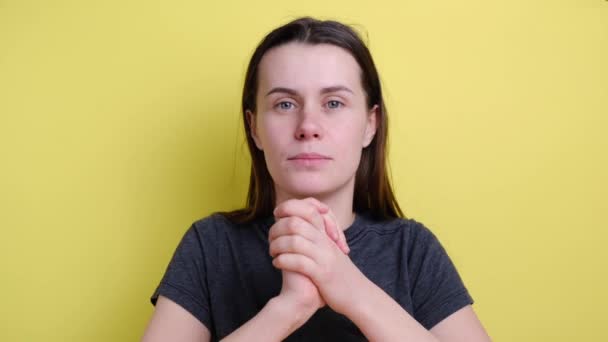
[[294, 107, 323, 140]]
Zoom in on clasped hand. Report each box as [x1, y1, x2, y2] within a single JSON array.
[[268, 198, 364, 316]]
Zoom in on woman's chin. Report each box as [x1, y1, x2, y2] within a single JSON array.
[[281, 182, 335, 199], [282, 181, 340, 198], [275, 174, 354, 200]]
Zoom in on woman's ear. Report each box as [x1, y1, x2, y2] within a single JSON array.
[[246, 109, 263, 150], [362, 104, 378, 148]]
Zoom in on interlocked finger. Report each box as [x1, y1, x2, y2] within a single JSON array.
[[269, 234, 318, 260], [274, 198, 326, 233], [268, 216, 320, 244]]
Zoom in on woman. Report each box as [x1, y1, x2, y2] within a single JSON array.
[[142, 17, 491, 341]]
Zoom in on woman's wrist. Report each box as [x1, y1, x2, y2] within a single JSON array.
[[220, 296, 318, 341], [269, 295, 319, 329], [336, 270, 376, 318]]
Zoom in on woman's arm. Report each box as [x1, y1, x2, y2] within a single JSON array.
[[268, 211, 492, 341], [143, 199, 348, 342], [220, 296, 317, 342], [141, 295, 317, 342], [345, 277, 491, 341]]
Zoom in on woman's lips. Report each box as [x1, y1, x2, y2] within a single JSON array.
[[288, 153, 331, 160], [288, 153, 331, 167]]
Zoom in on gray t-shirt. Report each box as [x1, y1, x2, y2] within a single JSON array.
[[150, 211, 474, 341]]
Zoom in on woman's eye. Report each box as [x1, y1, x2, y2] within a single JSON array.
[[327, 100, 343, 109], [276, 101, 294, 110]]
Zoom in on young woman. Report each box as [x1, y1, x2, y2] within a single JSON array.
[[142, 17, 491, 341]]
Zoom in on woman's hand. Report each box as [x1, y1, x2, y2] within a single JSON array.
[[269, 200, 365, 316], [269, 198, 350, 315], [273, 198, 349, 254]]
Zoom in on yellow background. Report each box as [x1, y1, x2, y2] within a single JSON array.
[[1, 0, 606, 341]]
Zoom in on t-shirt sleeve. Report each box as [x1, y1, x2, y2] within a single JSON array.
[[150, 223, 213, 331], [407, 221, 474, 330]]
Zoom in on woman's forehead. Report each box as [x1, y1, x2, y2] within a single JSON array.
[[257, 42, 363, 95]]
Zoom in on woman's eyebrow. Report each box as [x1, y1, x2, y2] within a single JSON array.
[[320, 85, 354, 95], [265, 87, 298, 97], [265, 85, 354, 97]]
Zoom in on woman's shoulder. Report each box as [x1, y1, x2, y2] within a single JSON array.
[[360, 212, 431, 233], [188, 211, 271, 238], [355, 212, 439, 245], [191, 212, 231, 229]]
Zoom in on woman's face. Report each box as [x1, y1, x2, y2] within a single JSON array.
[[248, 42, 377, 201]]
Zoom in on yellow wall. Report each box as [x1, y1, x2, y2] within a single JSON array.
[[1, 1, 606, 340]]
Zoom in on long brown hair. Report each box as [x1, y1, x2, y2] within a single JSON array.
[[221, 17, 404, 223]]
